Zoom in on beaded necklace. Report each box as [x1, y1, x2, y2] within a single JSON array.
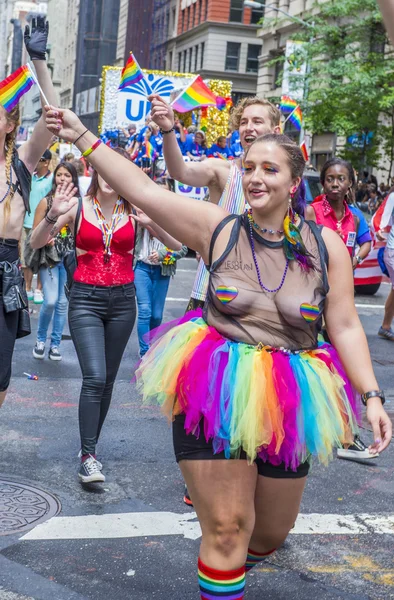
[[92, 196, 125, 263], [247, 212, 289, 294], [247, 209, 284, 235], [0, 167, 12, 204]]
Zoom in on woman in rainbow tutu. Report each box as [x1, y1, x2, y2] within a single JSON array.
[[45, 106, 392, 600]]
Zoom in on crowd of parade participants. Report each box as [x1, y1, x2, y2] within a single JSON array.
[[0, 13, 393, 599]]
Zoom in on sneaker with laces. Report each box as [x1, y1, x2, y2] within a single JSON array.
[[33, 341, 45, 359], [33, 289, 44, 304], [378, 327, 394, 341], [49, 346, 62, 361], [26, 289, 33, 301], [78, 456, 105, 483], [77, 450, 102, 470], [337, 435, 379, 460], [183, 485, 193, 507]]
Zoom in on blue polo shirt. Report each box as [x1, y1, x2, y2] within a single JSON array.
[[23, 171, 53, 229]]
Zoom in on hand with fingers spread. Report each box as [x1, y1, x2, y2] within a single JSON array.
[[47, 181, 78, 219], [24, 16, 49, 61], [45, 106, 85, 143], [366, 398, 392, 455], [148, 94, 175, 131]]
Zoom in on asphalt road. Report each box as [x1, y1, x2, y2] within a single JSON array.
[[0, 258, 393, 600]]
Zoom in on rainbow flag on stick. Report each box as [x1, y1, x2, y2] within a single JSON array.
[[145, 140, 157, 161], [119, 52, 145, 90], [0, 65, 35, 112], [172, 76, 217, 113], [300, 140, 309, 162], [280, 95, 298, 114], [288, 105, 303, 131]]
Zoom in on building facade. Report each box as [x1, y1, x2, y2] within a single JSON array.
[[255, 0, 335, 169], [60, 0, 80, 109], [167, 0, 264, 101], [115, 0, 129, 66]]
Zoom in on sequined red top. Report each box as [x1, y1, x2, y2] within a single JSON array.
[[74, 208, 135, 286]]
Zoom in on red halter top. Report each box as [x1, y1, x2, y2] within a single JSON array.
[[74, 206, 135, 286]]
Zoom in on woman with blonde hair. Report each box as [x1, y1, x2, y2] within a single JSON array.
[[0, 17, 57, 408]]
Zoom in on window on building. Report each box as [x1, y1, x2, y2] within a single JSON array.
[[194, 45, 199, 71], [178, 52, 182, 72], [225, 41, 241, 71], [270, 49, 285, 89], [205, 0, 208, 20], [183, 50, 187, 72], [198, 0, 202, 24], [172, 7, 176, 33], [169, 51, 173, 70], [192, 2, 196, 27], [229, 0, 243, 23], [189, 47, 193, 72], [187, 6, 191, 29], [201, 41, 205, 68], [251, 5, 264, 24], [181, 9, 185, 32], [246, 44, 260, 73]]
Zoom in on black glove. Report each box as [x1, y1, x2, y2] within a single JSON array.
[[24, 16, 49, 61]]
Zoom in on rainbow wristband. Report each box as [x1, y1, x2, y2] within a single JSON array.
[[82, 139, 102, 158]]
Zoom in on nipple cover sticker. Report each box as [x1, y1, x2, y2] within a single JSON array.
[[216, 286, 238, 304], [300, 303, 320, 322]]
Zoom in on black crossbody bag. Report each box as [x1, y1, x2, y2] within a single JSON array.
[[63, 197, 83, 300]]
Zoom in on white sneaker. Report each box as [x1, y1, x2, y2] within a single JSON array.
[[26, 289, 33, 301], [33, 289, 44, 304], [33, 341, 45, 359], [337, 435, 379, 460]]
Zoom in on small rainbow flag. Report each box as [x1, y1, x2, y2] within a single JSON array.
[[289, 106, 302, 131], [280, 95, 298, 114], [172, 76, 217, 113], [300, 140, 309, 162], [119, 52, 145, 90], [145, 141, 157, 160], [0, 65, 35, 112]]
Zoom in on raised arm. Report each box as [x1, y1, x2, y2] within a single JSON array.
[[30, 182, 78, 249], [19, 18, 58, 173], [133, 208, 183, 250], [322, 227, 392, 453], [149, 94, 228, 191], [46, 108, 228, 261], [377, 0, 394, 46]]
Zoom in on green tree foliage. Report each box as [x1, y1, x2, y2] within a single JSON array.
[[266, 0, 394, 176]]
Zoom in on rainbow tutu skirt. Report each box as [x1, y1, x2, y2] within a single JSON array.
[[135, 309, 360, 470]]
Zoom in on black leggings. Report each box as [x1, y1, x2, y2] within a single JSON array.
[[69, 282, 136, 455], [0, 240, 20, 392]]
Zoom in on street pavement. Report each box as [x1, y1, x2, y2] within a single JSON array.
[[0, 257, 393, 600]]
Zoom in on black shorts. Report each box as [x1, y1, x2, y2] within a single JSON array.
[[173, 414, 310, 479]]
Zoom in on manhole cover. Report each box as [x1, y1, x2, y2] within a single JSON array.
[[0, 478, 61, 536]]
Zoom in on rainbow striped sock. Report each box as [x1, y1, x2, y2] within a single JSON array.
[[198, 558, 245, 599], [245, 547, 276, 572]]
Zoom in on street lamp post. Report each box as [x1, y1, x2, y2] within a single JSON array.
[[243, 0, 314, 29]]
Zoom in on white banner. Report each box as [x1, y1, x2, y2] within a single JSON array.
[[174, 180, 208, 201], [282, 41, 307, 102]]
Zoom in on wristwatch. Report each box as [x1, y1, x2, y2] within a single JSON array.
[[355, 255, 363, 264], [361, 390, 385, 406]]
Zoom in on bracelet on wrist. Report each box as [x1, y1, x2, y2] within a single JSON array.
[[44, 213, 57, 225], [361, 390, 385, 406], [160, 126, 175, 135], [82, 139, 102, 158], [74, 128, 89, 145]]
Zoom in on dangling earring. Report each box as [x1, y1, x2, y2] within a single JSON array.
[[283, 188, 313, 270]]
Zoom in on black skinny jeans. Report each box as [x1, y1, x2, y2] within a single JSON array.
[[0, 240, 20, 392], [69, 282, 136, 455]]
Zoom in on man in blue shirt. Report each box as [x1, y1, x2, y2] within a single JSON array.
[[22, 149, 53, 302]]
